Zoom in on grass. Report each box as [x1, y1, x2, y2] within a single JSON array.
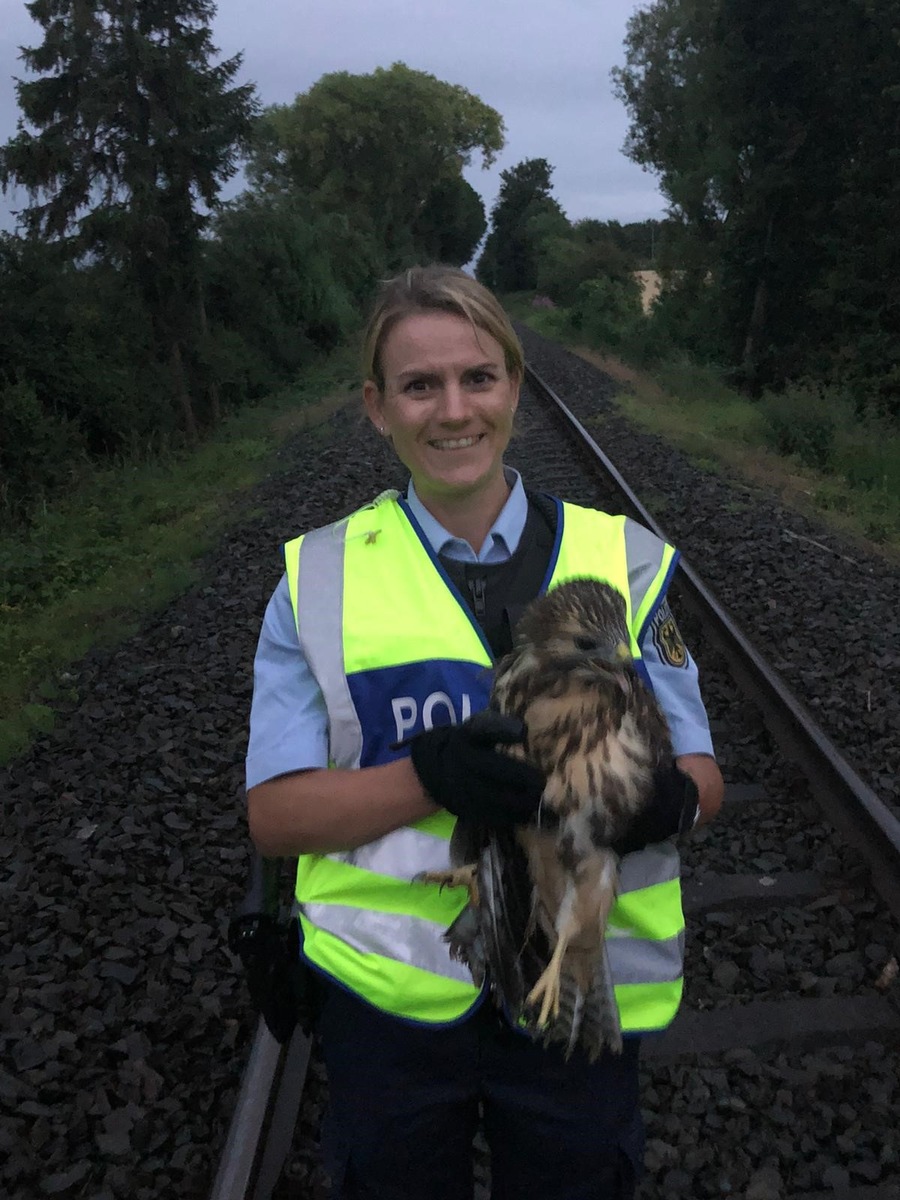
[[0, 348, 359, 764], [509, 303, 900, 561]]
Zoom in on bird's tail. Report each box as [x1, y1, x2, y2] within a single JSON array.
[[546, 942, 623, 1060], [533, 845, 623, 1060]]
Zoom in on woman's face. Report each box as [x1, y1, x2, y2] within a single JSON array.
[[364, 311, 520, 510]]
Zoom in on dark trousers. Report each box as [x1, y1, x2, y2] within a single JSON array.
[[316, 983, 644, 1200]]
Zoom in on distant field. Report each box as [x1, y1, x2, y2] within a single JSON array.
[[634, 269, 661, 313]]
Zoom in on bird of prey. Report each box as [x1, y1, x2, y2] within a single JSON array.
[[426, 578, 673, 1059]]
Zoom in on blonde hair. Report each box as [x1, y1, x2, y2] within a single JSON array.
[[362, 265, 524, 391]]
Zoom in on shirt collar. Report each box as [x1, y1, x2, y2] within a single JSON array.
[[405, 467, 528, 564]]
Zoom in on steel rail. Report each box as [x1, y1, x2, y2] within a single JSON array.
[[524, 361, 900, 923], [208, 1018, 312, 1200]]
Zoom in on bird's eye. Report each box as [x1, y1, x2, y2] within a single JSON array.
[[574, 636, 599, 651]]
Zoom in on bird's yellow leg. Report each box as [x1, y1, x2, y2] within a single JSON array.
[[526, 926, 572, 1027], [416, 864, 480, 906]]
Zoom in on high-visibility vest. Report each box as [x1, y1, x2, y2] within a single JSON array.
[[283, 490, 684, 1030]]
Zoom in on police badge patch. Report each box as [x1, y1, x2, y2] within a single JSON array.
[[650, 601, 688, 668]]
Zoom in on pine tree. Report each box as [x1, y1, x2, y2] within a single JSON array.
[[0, 0, 258, 436]]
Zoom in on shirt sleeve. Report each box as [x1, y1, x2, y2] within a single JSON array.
[[245, 573, 330, 790], [639, 598, 716, 759]]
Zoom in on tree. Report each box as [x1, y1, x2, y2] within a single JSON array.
[[477, 158, 568, 292], [246, 63, 503, 269], [204, 194, 366, 395], [613, 0, 900, 404], [0, 0, 258, 437], [412, 176, 486, 267], [534, 219, 635, 307]]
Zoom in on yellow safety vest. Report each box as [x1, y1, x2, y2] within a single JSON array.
[[284, 490, 684, 1030]]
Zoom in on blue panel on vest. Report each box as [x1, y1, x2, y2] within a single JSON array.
[[349, 660, 493, 766]]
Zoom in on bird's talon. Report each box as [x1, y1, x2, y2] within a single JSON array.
[[416, 866, 480, 905], [526, 970, 561, 1027]]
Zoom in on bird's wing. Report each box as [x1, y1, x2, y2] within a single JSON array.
[[476, 826, 550, 1015]]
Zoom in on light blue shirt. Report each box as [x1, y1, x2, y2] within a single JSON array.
[[246, 470, 715, 788]]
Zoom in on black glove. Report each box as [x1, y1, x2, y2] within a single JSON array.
[[612, 764, 700, 856], [405, 710, 546, 826]]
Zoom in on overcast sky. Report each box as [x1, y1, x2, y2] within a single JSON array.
[[0, 0, 666, 234]]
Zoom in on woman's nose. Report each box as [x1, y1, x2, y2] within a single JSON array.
[[438, 381, 470, 422]]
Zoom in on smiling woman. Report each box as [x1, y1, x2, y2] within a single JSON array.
[[244, 264, 723, 1199], [363, 310, 520, 550]]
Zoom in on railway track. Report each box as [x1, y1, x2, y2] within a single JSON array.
[[209, 361, 900, 1200]]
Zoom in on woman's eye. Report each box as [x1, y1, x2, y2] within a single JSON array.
[[468, 371, 494, 387]]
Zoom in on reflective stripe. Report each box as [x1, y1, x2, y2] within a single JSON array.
[[329, 823, 454, 884], [623, 517, 677, 640], [302, 905, 682, 988], [607, 931, 684, 985], [302, 902, 474, 984], [619, 842, 680, 891], [293, 522, 364, 768], [297, 858, 467, 923], [299, 918, 480, 1023], [314, 830, 677, 901]]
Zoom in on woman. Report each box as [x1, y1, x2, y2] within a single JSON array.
[[246, 265, 724, 1200]]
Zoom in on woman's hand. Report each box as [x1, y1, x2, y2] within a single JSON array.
[[405, 711, 546, 826]]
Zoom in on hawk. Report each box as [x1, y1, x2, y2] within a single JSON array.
[[427, 578, 673, 1059]]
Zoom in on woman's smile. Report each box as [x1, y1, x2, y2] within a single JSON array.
[[427, 433, 484, 450]]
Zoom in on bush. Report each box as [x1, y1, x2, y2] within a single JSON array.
[[205, 195, 363, 385], [568, 276, 644, 349], [0, 380, 87, 519], [758, 381, 853, 471], [634, 272, 726, 366]]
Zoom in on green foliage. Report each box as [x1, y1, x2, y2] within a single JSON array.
[[0, 34, 507, 523], [205, 195, 362, 396], [0, 235, 177, 517], [758, 382, 848, 471], [631, 271, 727, 366], [513, 276, 644, 358], [1, 1, 257, 247], [0, 348, 358, 763], [613, 0, 900, 411], [835, 429, 900, 499], [0, 381, 84, 516], [756, 379, 900, 511], [536, 222, 635, 307], [477, 158, 568, 292], [560, 277, 645, 350], [599, 219, 673, 268], [413, 175, 486, 267], [246, 62, 503, 269], [0, 0, 259, 441]]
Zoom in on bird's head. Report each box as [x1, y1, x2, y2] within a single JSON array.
[[516, 579, 633, 676]]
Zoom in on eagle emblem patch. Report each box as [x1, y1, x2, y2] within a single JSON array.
[[650, 602, 688, 668]]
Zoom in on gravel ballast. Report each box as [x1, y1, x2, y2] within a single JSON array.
[[3, 333, 899, 1199]]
